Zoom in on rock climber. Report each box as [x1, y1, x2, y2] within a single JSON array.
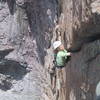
[[51, 41, 71, 95], [53, 41, 71, 68]]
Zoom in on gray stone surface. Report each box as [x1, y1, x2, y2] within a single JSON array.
[[0, 0, 57, 100], [0, 0, 100, 100]]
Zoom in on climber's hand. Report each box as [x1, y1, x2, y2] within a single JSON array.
[[67, 52, 71, 56]]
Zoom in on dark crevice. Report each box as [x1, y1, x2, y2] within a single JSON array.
[[55, 0, 62, 18], [0, 0, 16, 15], [81, 34, 100, 44], [69, 33, 100, 53], [25, 1, 56, 65], [7, 0, 16, 15]]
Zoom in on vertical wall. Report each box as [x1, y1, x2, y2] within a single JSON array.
[[60, 0, 100, 100]]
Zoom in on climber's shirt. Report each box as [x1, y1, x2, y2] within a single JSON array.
[[54, 50, 68, 67]]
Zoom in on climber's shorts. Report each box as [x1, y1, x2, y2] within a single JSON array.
[[56, 66, 64, 69]]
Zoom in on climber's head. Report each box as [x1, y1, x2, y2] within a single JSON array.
[[58, 44, 64, 51], [53, 41, 64, 52]]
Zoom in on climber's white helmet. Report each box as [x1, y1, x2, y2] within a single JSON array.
[[53, 41, 62, 50]]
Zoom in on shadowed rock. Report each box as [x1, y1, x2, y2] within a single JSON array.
[[0, 48, 14, 59], [0, 59, 28, 91]]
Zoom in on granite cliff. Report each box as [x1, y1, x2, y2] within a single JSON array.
[[0, 0, 100, 100]]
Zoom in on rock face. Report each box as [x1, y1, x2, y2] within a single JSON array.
[[61, 0, 100, 51], [0, 0, 57, 100], [47, 0, 100, 100], [0, 0, 100, 100], [60, 0, 100, 100]]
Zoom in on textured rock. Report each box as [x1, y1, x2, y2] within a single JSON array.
[[0, 0, 57, 100], [49, 0, 100, 100], [61, 0, 100, 51], [0, 0, 100, 100], [65, 40, 100, 100], [60, 0, 100, 100]]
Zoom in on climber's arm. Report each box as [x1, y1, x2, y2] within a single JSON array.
[[59, 50, 71, 57], [66, 52, 71, 56]]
